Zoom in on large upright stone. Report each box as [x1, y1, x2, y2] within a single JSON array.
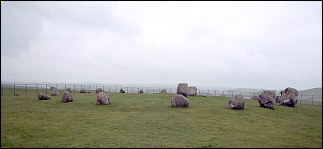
[[280, 87, 298, 107], [62, 91, 73, 103], [171, 94, 189, 108], [188, 86, 197, 96], [258, 90, 276, 110], [177, 83, 188, 97], [38, 93, 52, 100], [96, 92, 111, 105], [228, 95, 245, 110], [50, 87, 58, 96]]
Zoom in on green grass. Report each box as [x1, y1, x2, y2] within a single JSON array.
[[1, 91, 322, 148]]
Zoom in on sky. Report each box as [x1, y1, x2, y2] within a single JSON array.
[[1, 1, 322, 90]]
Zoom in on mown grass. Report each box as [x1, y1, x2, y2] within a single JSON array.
[[1, 91, 322, 148]]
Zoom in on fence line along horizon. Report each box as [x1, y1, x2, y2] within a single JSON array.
[[1, 83, 321, 106]]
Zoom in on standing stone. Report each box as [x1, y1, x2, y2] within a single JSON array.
[[228, 95, 245, 110], [38, 93, 52, 100], [258, 90, 276, 110], [66, 88, 72, 93], [280, 87, 298, 107], [160, 89, 167, 93], [188, 86, 197, 96], [96, 88, 103, 93], [96, 92, 111, 105], [177, 83, 188, 97], [62, 91, 73, 103], [50, 87, 58, 96], [171, 94, 189, 108]]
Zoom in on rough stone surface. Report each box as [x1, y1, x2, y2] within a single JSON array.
[[171, 94, 189, 108], [280, 87, 298, 107], [96, 92, 111, 105], [62, 91, 73, 103], [188, 86, 197, 96], [276, 96, 281, 103], [38, 93, 52, 100], [96, 88, 103, 93], [258, 90, 276, 110], [160, 89, 167, 93], [228, 95, 245, 110], [80, 89, 87, 93], [66, 88, 72, 93], [50, 87, 58, 96], [177, 83, 188, 97]]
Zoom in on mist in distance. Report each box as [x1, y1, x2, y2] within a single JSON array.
[[1, 1, 322, 91]]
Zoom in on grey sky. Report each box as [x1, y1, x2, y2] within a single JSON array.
[[1, 1, 322, 90]]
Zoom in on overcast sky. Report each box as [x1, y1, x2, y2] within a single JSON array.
[[1, 1, 322, 90]]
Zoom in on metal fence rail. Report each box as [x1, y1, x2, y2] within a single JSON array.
[[1, 83, 321, 105]]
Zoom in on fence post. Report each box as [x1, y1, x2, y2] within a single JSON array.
[[109, 87, 110, 93], [127, 87, 128, 93], [46, 84, 47, 95], [116, 86, 117, 93], [231, 91, 233, 97], [132, 87, 133, 93], [25, 84, 27, 96], [312, 95, 314, 105], [73, 85, 75, 93], [199, 90, 200, 95], [81, 85, 83, 90], [153, 89, 154, 94], [14, 84, 16, 96], [147, 89, 148, 94], [300, 95, 302, 104], [65, 84, 66, 90], [103, 86, 105, 92], [207, 90, 209, 96], [215, 90, 216, 96], [1, 84, 3, 96]]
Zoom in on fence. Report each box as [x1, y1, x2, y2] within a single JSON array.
[[0, 83, 178, 96], [1, 83, 321, 105]]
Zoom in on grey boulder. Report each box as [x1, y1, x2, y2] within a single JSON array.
[[171, 94, 189, 108], [228, 95, 245, 110], [258, 90, 276, 110]]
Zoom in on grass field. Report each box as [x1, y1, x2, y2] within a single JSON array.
[[1, 90, 322, 148]]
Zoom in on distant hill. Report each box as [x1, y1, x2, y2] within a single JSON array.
[[299, 88, 322, 96]]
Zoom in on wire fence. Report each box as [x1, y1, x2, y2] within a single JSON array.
[[1, 83, 321, 105]]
